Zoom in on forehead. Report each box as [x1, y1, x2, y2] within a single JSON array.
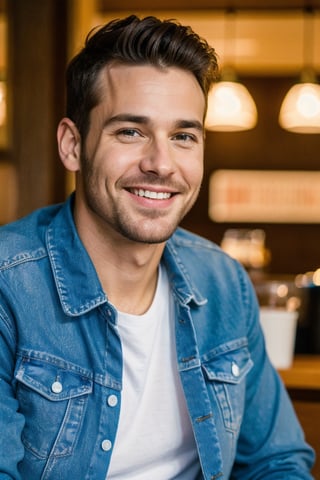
[[94, 63, 206, 114]]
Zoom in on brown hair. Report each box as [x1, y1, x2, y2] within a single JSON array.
[[66, 15, 219, 139]]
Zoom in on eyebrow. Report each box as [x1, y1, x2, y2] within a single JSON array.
[[176, 119, 204, 133], [104, 114, 149, 127], [104, 114, 204, 133]]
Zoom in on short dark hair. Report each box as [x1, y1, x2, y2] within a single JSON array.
[[66, 15, 219, 139]]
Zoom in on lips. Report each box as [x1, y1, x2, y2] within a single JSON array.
[[131, 188, 173, 200]]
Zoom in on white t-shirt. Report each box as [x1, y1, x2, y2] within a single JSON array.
[[107, 264, 200, 479]]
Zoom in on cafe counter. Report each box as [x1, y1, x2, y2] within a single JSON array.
[[279, 355, 320, 391], [279, 355, 320, 477]]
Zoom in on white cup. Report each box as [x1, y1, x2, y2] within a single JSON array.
[[255, 280, 300, 369], [259, 307, 298, 369]]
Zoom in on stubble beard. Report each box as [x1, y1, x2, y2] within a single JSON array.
[[80, 152, 201, 245], [109, 186, 201, 244]]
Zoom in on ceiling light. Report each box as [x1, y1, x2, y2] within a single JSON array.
[[279, 71, 320, 133], [205, 9, 257, 132], [205, 77, 257, 132], [279, 8, 320, 133]]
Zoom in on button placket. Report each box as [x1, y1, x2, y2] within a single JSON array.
[[101, 439, 112, 452]]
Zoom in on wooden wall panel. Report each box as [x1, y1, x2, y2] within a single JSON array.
[[8, 0, 67, 218]]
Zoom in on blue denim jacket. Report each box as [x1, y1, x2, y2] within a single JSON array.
[[0, 196, 314, 479]]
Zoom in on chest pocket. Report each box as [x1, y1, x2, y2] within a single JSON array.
[[14, 353, 93, 459], [201, 338, 253, 433]]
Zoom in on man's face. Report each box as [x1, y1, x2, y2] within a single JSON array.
[[77, 63, 206, 244]]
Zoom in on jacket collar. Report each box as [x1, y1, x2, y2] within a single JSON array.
[[46, 195, 206, 316], [164, 234, 208, 307], [46, 195, 107, 316]]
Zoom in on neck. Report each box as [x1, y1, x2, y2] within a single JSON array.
[[96, 243, 164, 315], [75, 212, 166, 315]]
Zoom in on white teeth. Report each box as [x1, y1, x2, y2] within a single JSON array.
[[133, 189, 172, 200]]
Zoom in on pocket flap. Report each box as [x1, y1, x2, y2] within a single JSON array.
[[15, 355, 93, 401], [202, 338, 253, 384]]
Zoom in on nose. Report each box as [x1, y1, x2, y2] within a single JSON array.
[[139, 138, 176, 177]]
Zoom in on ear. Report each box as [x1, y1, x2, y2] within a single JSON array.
[[57, 118, 81, 172]]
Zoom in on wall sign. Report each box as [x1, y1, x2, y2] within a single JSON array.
[[209, 169, 320, 223]]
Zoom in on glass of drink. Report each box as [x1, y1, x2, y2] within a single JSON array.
[[255, 279, 301, 369]]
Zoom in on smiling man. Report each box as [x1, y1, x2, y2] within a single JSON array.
[[0, 15, 315, 480]]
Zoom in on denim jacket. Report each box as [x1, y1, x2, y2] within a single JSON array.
[[0, 196, 314, 479]]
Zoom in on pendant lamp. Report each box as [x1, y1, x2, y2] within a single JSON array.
[[205, 9, 257, 132], [279, 8, 320, 133], [205, 69, 258, 132]]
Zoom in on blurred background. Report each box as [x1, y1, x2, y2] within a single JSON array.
[[1, 0, 320, 277]]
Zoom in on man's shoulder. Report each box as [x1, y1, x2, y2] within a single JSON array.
[[170, 227, 224, 254], [0, 203, 62, 269], [165, 228, 250, 305], [168, 227, 243, 274]]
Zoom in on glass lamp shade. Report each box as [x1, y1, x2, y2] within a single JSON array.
[[205, 81, 258, 132], [279, 82, 320, 133]]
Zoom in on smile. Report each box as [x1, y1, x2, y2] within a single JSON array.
[[131, 188, 173, 200]]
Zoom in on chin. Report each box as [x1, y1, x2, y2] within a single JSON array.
[[120, 225, 176, 245], [132, 232, 174, 245]]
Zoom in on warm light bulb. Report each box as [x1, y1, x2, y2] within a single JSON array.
[[212, 85, 242, 117], [279, 82, 320, 133], [205, 81, 257, 132], [296, 87, 320, 118]]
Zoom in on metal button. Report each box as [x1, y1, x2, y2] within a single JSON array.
[[101, 439, 112, 452], [107, 394, 118, 407], [232, 362, 240, 377], [51, 381, 63, 394]]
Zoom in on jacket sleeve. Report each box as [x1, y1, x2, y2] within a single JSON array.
[[0, 301, 24, 480], [232, 264, 315, 479]]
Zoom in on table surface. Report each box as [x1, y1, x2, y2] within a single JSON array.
[[278, 355, 320, 390]]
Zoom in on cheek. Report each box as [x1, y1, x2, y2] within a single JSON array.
[[185, 158, 204, 188]]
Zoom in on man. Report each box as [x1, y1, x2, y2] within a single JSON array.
[[0, 15, 314, 479]]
